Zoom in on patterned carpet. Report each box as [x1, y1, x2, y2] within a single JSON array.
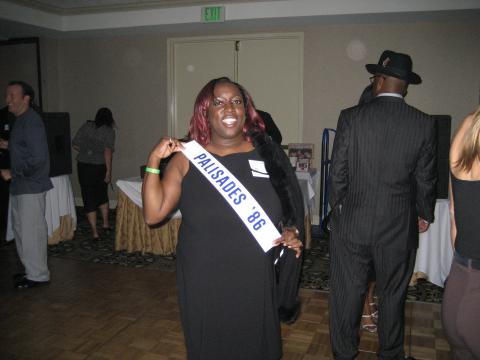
[[302, 237, 444, 303], [45, 208, 443, 303], [47, 209, 175, 271]]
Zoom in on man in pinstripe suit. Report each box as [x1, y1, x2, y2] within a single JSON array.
[[328, 50, 437, 359]]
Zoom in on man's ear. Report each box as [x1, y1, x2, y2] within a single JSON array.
[[372, 79, 382, 96]]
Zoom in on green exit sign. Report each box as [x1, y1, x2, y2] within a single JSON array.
[[201, 6, 225, 23]]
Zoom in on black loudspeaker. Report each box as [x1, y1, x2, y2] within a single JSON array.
[[433, 115, 451, 199], [0, 107, 13, 237], [42, 112, 72, 177]]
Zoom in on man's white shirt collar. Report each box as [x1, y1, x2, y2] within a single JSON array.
[[376, 92, 403, 98]]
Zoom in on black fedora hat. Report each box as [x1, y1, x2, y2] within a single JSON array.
[[366, 50, 422, 85]]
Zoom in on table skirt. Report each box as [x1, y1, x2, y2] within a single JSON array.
[[115, 189, 181, 255], [48, 215, 75, 245], [411, 199, 452, 287]]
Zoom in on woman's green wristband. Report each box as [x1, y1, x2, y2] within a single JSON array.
[[145, 166, 160, 174]]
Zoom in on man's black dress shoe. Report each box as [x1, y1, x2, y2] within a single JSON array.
[[279, 301, 302, 325], [14, 277, 50, 289], [13, 272, 26, 280]]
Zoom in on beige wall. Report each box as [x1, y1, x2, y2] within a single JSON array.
[[37, 18, 480, 219], [56, 34, 169, 188], [0, 42, 40, 104]]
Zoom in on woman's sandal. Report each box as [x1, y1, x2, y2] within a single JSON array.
[[361, 315, 377, 333], [369, 302, 378, 322]]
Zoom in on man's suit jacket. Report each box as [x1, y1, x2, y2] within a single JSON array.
[[329, 96, 437, 251]]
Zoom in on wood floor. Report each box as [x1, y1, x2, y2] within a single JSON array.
[[0, 241, 451, 359]]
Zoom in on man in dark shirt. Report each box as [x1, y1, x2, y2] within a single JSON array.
[[0, 81, 53, 289]]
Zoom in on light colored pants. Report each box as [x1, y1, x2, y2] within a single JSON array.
[[11, 192, 50, 282]]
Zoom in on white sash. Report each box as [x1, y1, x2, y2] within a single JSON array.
[[181, 140, 280, 252]]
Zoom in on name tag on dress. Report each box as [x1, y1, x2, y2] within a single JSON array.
[[249, 160, 269, 178]]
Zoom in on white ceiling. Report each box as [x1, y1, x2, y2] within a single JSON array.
[[1, 0, 480, 39], [8, 0, 268, 14]]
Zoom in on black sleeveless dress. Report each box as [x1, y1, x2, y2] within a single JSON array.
[[176, 149, 283, 360], [451, 174, 480, 259]]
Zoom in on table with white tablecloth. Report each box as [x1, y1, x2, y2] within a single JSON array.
[[412, 199, 453, 287], [6, 174, 77, 244], [116, 169, 318, 254]]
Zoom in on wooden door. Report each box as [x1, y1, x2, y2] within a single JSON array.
[[168, 33, 303, 143], [237, 35, 303, 144], [169, 39, 236, 138]]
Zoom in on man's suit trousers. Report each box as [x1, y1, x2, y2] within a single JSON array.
[[329, 236, 416, 360]]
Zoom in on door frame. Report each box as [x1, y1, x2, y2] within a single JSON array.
[[167, 32, 303, 139]]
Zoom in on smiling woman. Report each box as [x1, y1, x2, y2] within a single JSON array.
[[206, 81, 247, 145], [142, 77, 305, 360]]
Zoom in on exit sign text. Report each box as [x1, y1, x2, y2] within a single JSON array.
[[201, 6, 225, 23]]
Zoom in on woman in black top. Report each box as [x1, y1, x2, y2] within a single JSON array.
[[442, 107, 480, 359], [142, 77, 303, 359]]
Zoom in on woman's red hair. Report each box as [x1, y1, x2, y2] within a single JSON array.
[[188, 77, 265, 146]]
